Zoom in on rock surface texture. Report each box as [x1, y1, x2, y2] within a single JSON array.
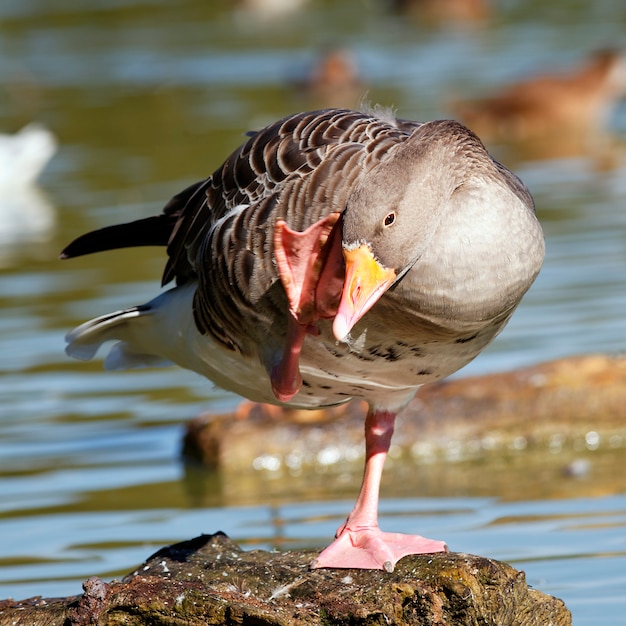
[[0, 532, 571, 626]]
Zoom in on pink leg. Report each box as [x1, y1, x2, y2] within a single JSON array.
[[311, 409, 447, 572]]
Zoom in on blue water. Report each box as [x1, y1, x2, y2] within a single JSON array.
[[1, 1, 625, 623]]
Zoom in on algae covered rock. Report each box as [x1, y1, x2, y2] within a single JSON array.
[[0, 532, 571, 625]]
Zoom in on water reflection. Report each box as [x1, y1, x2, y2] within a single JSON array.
[[0, 185, 56, 266], [0, 1, 625, 623]]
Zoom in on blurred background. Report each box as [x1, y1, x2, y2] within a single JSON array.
[[0, 1, 625, 624]]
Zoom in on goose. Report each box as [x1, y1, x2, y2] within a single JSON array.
[[61, 108, 544, 571]]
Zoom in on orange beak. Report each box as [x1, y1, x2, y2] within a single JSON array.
[[332, 244, 396, 341]]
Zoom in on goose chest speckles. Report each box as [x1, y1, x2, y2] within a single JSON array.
[[61, 107, 544, 571]]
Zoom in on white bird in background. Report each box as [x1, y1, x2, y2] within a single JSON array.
[[0, 123, 58, 258], [0, 123, 58, 188]]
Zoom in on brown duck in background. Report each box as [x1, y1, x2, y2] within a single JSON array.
[[391, 0, 490, 27], [60, 108, 544, 571], [453, 49, 626, 148], [296, 48, 365, 109]]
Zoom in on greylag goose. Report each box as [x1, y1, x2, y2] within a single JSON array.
[[61, 108, 544, 571]]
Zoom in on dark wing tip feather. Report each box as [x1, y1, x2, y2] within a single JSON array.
[[60, 179, 209, 261], [59, 215, 175, 260]]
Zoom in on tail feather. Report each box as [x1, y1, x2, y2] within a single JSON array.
[[65, 305, 172, 370], [103, 341, 172, 370]]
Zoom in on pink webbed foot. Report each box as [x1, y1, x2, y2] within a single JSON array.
[[311, 527, 448, 572]]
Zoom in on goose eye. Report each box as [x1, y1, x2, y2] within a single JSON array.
[[383, 212, 396, 227]]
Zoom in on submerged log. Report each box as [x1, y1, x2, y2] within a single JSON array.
[[183, 354, 626, 472], [0, 532, 571, 626]]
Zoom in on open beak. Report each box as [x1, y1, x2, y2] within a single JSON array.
[[332, 244, 396, 341]]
